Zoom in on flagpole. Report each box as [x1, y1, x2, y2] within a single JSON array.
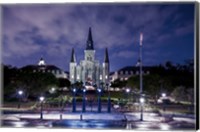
[[139, 33, 143, 121]]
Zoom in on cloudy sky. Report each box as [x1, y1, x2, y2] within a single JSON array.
[[2, 3, 195, 72]]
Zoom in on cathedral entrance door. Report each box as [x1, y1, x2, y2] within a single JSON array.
[[85, 77, 95, 90]]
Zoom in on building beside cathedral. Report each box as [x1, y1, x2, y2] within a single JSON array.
[[21, 58, 68, 79], [69, 28, 109, 89]]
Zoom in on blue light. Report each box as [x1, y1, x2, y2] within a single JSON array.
[[97, 89, 102, 93], [83, 89, 86, 93], [73, 88, 76, 93]]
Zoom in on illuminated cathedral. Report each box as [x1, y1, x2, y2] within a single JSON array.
[[69, 28, 110, 89]]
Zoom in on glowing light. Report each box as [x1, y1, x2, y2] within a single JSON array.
[[126, 88, 130, 93], [51, 87, 55, 92], [97, 89, 102, 93], [83, 89, 86, 93], [100, 75, 102, 80], [11, 121, 28, 127], [18, 90, 23, 95], [160, 123, 170, 130], [140, 97, 145, 103], [73, 88, 76, 93], [105, 75, 108, 79], [162, 93, 166, 97], [39, 96, 45, 102], [38, 58, 46, 66]]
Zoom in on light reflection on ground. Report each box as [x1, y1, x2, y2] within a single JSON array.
[[2, 112, 195, 130]]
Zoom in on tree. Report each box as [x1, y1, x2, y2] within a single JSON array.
[[15, 71, 58, 99], [186, 88, 194, 105], [73, 81, 84, 91], [3, 65, 19, 96], [171, 86, 187, 102], [3, 65, 59, 100], [110, 79, 127, 90], [58, 78, 71, 88], [127, 73, 173, 103]]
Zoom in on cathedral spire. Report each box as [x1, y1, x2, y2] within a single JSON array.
[[86, 27, 94, 50], [104, 48, 109, 63], [70, 48, 76, 63]]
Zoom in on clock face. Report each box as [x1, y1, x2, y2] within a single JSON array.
[[88, 54, 92, 61]]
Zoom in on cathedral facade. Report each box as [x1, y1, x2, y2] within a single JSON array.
[[69, 28, 109, 89]]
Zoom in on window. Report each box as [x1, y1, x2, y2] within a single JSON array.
[[105, 75, 108, 79], [120, 71, 123, 75], [52, 70, 55, 74], [100, 75, 102, 80], [125, 71, 129, 75]]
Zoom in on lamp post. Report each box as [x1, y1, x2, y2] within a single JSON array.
[[82, 88, 86, 112], [97, 88, 102, 113], [140, 97, 145, 121], [125, 88, 130, 102], [162, 93, 166, 111], [107, 83, 111, 113], [51, 87, 55, 93], [39, 96, 45, 120], [17, 90, 23, 109], [72, 88, 76, 112]]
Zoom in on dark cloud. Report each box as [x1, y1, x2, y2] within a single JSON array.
[[2, 3, 195, 71]]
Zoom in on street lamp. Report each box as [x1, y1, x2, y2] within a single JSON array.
[[161, 93, 166, 111], [162, 93, 166, 97], [17, 90, 23, 109], [140, 97, 145, 121], [126, 88, 130, 93], [107, 83, 111, 113], [82, 88, 86, 112], [39, 96, 45, 120], [72, 88, 77, 112], [97, 88, 102, 113], [51, 87, 55, 93], [125, 88, 131, 102]]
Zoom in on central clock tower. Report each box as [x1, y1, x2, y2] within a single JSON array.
[[84, 27, 95, 61]]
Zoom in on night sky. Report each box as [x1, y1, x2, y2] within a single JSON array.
[[2, 3, 195, 72]]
